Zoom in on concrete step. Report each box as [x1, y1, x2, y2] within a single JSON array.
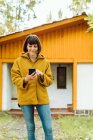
[[8, 108, 74, 117]]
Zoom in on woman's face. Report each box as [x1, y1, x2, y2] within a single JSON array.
[[27, 43, 38, 56]]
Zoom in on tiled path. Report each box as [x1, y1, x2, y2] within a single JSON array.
[[0, 112, 63, 140]]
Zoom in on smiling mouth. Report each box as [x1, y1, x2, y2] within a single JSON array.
[[30, 50, 36, 53]]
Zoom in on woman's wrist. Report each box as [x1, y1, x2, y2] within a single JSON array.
[[40, 72, 43, 76], [24, 77, 28, 83]]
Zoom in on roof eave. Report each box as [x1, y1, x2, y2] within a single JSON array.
[[0, 15, 87, 44]]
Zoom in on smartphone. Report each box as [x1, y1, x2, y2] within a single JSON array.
[[29, 68, 36, 75]]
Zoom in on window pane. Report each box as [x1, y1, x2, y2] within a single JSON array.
[[57, 67, 66, 89]]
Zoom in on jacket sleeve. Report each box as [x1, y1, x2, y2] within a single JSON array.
[[11, 60, 28, 89], [38, 62, 53, 87]]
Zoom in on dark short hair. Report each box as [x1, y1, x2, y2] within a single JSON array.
[[23, 34, 41, 54]]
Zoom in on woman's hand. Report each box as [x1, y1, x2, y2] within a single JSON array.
[[24, 69, 43, 83], [24, 72, 36, 82], [36, 69, 44, 82], [36, 69, 43, 76]]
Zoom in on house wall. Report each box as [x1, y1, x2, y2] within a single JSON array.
[[1, 16, 93, 111], [2, 64, 12, 110], [39, 23, 93, 61], [1, 40, 23, 59], [0, 47, 1, 58], [77, 64, 93, 110], [48, 64, 72, 108]]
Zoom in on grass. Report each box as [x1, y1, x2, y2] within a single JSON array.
[[0, 111, 13, 125], [57, 116, 93, 140], [0, 112, 93, 139]]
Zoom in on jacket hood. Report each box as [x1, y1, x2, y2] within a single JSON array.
[[21, 52, 45, 60]]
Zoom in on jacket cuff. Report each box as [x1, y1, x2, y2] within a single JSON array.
[[22, 77, 28, 89], [38, 74, 44, 83]]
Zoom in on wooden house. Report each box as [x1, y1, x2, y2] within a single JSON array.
[[0, 15, 93, 115]]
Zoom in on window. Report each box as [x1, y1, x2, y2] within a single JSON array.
[[57, 66, 66, 89]]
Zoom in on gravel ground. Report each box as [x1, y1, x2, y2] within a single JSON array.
[[0, 112, 63, 140]]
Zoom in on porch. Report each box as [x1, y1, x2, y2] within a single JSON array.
[[8, 105, 74, 117]]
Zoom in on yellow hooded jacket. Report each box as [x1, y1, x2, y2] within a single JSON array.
[[11, 52, 53, 105]]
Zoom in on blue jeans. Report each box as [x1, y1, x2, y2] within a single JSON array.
[[21, 104, 53, 140]]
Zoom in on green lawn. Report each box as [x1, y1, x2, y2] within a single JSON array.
[[56, 115, 93, 140], [0, 112, 93, 140]]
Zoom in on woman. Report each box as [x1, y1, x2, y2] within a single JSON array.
[[11, 34, 53, 140]]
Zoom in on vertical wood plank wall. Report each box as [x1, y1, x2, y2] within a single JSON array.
[[39, 23, 93, 62], [0, 22, 93, 61]]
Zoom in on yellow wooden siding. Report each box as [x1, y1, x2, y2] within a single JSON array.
[[38, 23, 93, 62], [1, 39, 23, 59], [0, 46, 1, 58]]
